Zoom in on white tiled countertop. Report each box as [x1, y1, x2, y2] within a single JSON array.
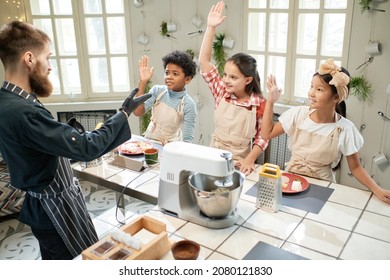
[[72, 144, 390, 260]]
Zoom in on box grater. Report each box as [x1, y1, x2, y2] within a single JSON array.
[[256, 163, 282, 212]]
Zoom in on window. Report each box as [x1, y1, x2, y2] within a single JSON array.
[[245, 0, 352, 105], [26, 0, 133, 102]]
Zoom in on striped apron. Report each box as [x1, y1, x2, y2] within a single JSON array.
[[28, 157, 98, 257], [1, 81, 98, 257]]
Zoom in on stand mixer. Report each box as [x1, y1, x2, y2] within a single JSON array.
[[158, 142, 242, 228]]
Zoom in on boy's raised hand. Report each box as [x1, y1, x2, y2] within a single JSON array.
[[138, 55, 155, 84]]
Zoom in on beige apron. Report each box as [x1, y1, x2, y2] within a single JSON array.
[[285, 110, 342, 182], [144, 90, 184, 142], [210, 98, 257, 161]]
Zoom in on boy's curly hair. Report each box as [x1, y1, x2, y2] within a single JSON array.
[[162, 50, 197, 78]]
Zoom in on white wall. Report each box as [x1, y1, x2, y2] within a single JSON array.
[[340, 0, 390, 190], [128, 0, 242, 146], [1, 0, 389, 189]]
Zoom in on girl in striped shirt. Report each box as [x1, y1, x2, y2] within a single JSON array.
[[199, 1, 268, 175]]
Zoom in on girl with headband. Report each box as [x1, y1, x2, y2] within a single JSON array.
[[262, 59, 390, 204]]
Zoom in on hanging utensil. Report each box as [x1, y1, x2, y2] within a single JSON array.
[[356, 56, 374, 70], [378, 111, 390, 121], [366, 7, 386, 12], [188, 30, 203, 35]]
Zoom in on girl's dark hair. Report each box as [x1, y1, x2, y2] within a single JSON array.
[[336, 101, 346, 118], [314, 66, 350, 118], [162, 50, 197, 78], [227, 53, 263, 97]]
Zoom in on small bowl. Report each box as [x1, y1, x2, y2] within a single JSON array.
[[171, 240, 200, 260]]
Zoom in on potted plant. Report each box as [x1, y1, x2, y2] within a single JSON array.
[[185, 49, 195, 60], [139, 81, 152, 134], [350, 76, 371, 101], [160, 21, 176, 38], [359, 0, 386, 13], [359, 0, 372, 13], [212, 33, 227, 76], [160, 21, 168, 36]]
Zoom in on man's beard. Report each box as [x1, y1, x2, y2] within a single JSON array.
[[29, 61, 53, 98]]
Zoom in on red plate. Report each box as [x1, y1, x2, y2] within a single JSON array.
[[281, 172, 309, 194], [118, 140, 153, 155]]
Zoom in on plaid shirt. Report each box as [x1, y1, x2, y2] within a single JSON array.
[[201, 65, 269, 151]]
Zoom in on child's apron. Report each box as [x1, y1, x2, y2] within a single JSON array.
[[286, 110, 342, 182], [144, 90, 184, 142], [210, 98, 256, 161]]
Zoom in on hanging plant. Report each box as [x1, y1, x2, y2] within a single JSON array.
[[160, 21, 176, 38], [359, 0, 386, 13], [139, 81, 152, 134], [212, 33, 227, 76], [359, 0, 372, 13], [350, 76, 371, 101], [160, 21, 168, 36], [185, 49, 195, 60]]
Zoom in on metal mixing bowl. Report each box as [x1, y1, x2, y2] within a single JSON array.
[[188, 170, 244, 218]]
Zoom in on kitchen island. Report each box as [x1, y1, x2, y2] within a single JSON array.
[[72, 140, 390, 260]]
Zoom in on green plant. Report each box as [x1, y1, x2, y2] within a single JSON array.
[[159, 21, 176, 39], [185, 49, 195, 60], [212, 33, 227, 76], [358, 0, 386, 13], [160, 21, 168, 37], [359, 0, 372, 13], [350, 76, 371, 101], [139, 81, 152, 134]]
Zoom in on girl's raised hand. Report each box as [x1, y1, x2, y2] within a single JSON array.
[[267, 74, 282, 104], [207, 1, 226, 28]]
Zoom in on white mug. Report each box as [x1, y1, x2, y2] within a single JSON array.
[[373, 153, 389, 168], [366, 41, 381, 55], [222, 36, 235, 49], [167, 22, 176, 32], [133, 0, 144, 8], [137, 34, 149, 45], [192, 16, 203, 28]]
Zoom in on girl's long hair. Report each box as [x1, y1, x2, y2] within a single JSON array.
[[227, 53, 263, 97]]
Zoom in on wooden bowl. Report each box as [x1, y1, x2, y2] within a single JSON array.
[[171, 240, 200, 260]]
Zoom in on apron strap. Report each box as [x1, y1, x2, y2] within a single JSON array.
[[177, 95, 185, 112], [154, 90, 167, 105]]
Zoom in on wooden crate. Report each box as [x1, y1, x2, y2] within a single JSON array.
[[82, 215, 172, 260]]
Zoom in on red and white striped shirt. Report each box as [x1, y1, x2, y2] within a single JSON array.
[[201, 65, 269, 151]]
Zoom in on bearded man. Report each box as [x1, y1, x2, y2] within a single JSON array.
[[0, 21, 150, 259]]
